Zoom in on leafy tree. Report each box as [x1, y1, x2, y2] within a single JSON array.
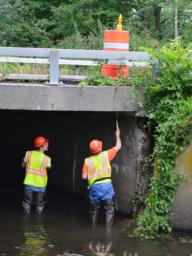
[[0, 0, 191, 48]]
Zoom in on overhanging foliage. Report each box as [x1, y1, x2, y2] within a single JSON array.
[[133, 42, 192, 238]]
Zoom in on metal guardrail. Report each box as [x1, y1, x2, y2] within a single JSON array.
[[0, 47, 150, 85]]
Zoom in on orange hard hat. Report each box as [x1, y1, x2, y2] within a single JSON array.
[[89, 140, 102, 154], [34, 136, 49, 148]]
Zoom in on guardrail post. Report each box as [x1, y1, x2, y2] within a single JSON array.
[[49, 49, 59, 85]]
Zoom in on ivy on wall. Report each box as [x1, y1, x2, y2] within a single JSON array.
[[133, 42, 192, 238]]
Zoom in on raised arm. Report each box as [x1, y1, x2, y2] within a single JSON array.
[[114, 127, 121, 152]]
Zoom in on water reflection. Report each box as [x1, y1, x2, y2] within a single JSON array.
[[19, 216, 51, 256], [88, 242, 138, 256], [2, 188, 192, 256], [89, 242, 112, 255]]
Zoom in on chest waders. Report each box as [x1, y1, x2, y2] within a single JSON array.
[[85, 151, 115, 228]]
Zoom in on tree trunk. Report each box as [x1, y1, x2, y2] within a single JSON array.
[[154, 6, 162, 40], [174, 0, 179, 39]]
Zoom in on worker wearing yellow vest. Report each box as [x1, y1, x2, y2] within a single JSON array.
[[82, 127, 121, 227], [22, 136, 51, 214]]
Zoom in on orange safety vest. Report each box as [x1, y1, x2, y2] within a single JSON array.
[[85, 151, 112, 188]]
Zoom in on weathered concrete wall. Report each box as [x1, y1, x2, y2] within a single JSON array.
[[172, 143, 192, 230], [0, 83, 144, 112]]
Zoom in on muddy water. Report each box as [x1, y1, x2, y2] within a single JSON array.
[[1, 187, 192, 256]]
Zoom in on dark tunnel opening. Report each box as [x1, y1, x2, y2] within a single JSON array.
[[0, 109, 139, 217], [0, 110, 119, 206]]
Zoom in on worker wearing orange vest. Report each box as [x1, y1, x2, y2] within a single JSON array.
[[82, 127, 121, 227], [22, 136, 51, 214]]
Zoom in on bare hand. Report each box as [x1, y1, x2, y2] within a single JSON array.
[[115, 127, 120, 137]]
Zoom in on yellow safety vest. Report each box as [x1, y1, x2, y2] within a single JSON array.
[[85, 151, 112, 189], [23, 150, 51, 188]]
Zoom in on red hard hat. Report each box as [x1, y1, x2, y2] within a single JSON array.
[[34, 136, 49, 148], [89, 140, 102, 154]]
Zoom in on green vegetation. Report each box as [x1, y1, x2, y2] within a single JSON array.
[[0, 63, 100, 78], [0, 0, 191, 49], [133, 42, 192, 238], [80, 67, 153, 87]]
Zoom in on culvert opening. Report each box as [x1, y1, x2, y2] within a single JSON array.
[[0, 109, 137, 216]]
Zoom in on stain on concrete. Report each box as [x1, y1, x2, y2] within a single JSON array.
[[172, 143, 192, 230]]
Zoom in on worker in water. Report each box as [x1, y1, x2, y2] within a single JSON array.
[[22, 136, 51, 214], [82, 127, 121, 227]]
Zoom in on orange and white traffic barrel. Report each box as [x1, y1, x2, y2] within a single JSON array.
[[103, 30, 129, 51], [101, 15, 129, 79]]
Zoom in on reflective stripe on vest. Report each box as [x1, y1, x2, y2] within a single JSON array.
[[86, 151, 111, 188], [26, 169, 47, 176], [26, 151, 48, 177]]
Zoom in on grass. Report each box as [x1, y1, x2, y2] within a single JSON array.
[[0, 63, 101, 76]]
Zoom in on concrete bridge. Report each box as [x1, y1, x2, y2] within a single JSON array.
[[0, 47, 190, 231], [0, 82, 149, 217]]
